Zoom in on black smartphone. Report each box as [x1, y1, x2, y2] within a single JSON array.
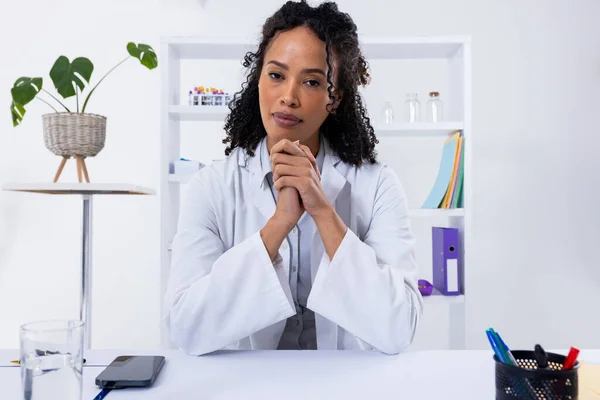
[[95, 355, 165, 389]]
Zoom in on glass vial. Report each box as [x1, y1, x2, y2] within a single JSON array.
[[381, 101, 394, 124], [405, 93, 421, 123], [427, 91, 443, 122]]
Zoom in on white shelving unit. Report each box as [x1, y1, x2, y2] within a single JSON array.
[[375, 122, 464, 137], [161, 35, 471, 350]]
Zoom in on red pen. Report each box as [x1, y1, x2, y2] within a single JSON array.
[[562, 347, 580, 370]]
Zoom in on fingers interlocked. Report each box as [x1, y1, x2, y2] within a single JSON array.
[[270, 139, 321, 186]]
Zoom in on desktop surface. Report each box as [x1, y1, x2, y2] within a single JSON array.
[[1, 349, 599, 399]]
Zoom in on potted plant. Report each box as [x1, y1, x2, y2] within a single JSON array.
[[9, 42, 158, 183]]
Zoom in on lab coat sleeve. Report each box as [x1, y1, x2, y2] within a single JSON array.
[[163, 171, 296, 356], [307, 165, 424, 355]]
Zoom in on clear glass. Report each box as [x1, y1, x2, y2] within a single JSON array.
[[381, 101, 394, 124], [427, 92, 443, 122], [20, 320, 84, 400], [404, 93, 421, 123]]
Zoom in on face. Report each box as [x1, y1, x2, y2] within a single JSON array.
[[258, 26, 338, 152]]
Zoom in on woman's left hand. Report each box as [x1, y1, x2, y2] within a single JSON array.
[[270, 139, 332, 219]]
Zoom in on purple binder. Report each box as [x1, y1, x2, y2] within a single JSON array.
[[432, 227, 461, 296]]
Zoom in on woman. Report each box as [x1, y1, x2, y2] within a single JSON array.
[[164, 0, 423, 355]]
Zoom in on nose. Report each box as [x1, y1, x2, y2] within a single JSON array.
[[279, 80, 300, 108]]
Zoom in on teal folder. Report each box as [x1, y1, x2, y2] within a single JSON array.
[[422, 134, 460, 209]]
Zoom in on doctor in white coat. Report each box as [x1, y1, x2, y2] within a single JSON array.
[[164, 0, 423, 356]]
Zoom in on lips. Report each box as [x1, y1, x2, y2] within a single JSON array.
[[273, 112, 302, 128]]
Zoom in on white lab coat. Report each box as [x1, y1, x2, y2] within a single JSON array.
[[164, 137, 423, 356]]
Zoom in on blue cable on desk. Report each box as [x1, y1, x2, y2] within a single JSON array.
[[93, 388, 112, 400]]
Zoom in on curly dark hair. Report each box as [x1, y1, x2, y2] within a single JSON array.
[[222, 0, 378, 166]]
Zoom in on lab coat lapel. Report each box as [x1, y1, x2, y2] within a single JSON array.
[[244, 140, 291, 288], [311, 141, 350, 351], [245, 140, 277, 222], [310, 141, 349, 283], [320, 143, 346, 209]]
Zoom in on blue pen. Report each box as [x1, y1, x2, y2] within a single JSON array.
[[494, 330, 509, 351], [486, 330, 508, 364], [492, 329, 518, 366]]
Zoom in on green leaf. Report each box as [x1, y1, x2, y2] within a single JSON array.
[[127, 42, 158, 70], [49, 56, 94, 99], [10, 101, 26, 127], [11, 77, 43, 106]]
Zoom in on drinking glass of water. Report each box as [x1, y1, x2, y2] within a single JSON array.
[[20, 320, 84, 400]]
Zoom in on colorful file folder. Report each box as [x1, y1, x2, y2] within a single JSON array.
[[422, 131, 464, 209], [442, 135, 463, 208], [422, 133, 459, 209], [579, 361, 600, 399], [450, 145, 465, 209], [432, 227, 461, 295]]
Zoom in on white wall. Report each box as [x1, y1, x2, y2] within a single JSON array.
[[1, 0, 599, 351]]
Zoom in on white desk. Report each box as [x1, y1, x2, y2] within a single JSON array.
[[1, 182, 155, 349], [2, 349, 599, 399]]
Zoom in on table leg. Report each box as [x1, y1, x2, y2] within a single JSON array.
[[81, 158, 90, 183], [53, 156, 69, 183], [81, 195, 93, 349], [76, 157, 83, 183]]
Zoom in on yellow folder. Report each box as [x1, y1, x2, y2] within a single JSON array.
[[580, 361, 600, 399], [441, 132, 463, 209]]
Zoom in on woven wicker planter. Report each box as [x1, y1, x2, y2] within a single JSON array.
[[43, 113, 107, 157]]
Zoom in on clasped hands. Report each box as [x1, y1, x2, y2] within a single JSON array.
[[270, 139, 332, 227]]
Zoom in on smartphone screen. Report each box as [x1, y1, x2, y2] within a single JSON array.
[[95, 355, 165, 389]]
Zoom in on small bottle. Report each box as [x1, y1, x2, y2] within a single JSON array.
[[405, 93, 421, 123], [427, 92, 443, 122], [188, 90, 193, 106], [381, 101, 394, 124]]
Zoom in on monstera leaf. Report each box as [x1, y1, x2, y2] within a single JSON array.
[[10, 101, 26, 127], [10, 77, 42, 126], [127, 43, 158, 70], [49, 56, 93, 98], [11, 77, 43, 106]]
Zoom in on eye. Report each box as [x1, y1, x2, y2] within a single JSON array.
[[268, 72, 283, 80], [305, 79, 321, 87]]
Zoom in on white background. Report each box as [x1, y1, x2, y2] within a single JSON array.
[[1, 0, 599, 351]]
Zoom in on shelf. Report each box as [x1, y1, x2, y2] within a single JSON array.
[[409, 208, 464, 217], [163, 36, 469, 60], [375, 122, 463, 137], [168, 105, 229, 121], [169, 173, 195, 183], [423, 294, 465, 305], [361, 37, 467, 59], [167, 107, 463, 136]]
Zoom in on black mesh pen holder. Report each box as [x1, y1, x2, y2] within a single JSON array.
[[495, 350, 579, 400]]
